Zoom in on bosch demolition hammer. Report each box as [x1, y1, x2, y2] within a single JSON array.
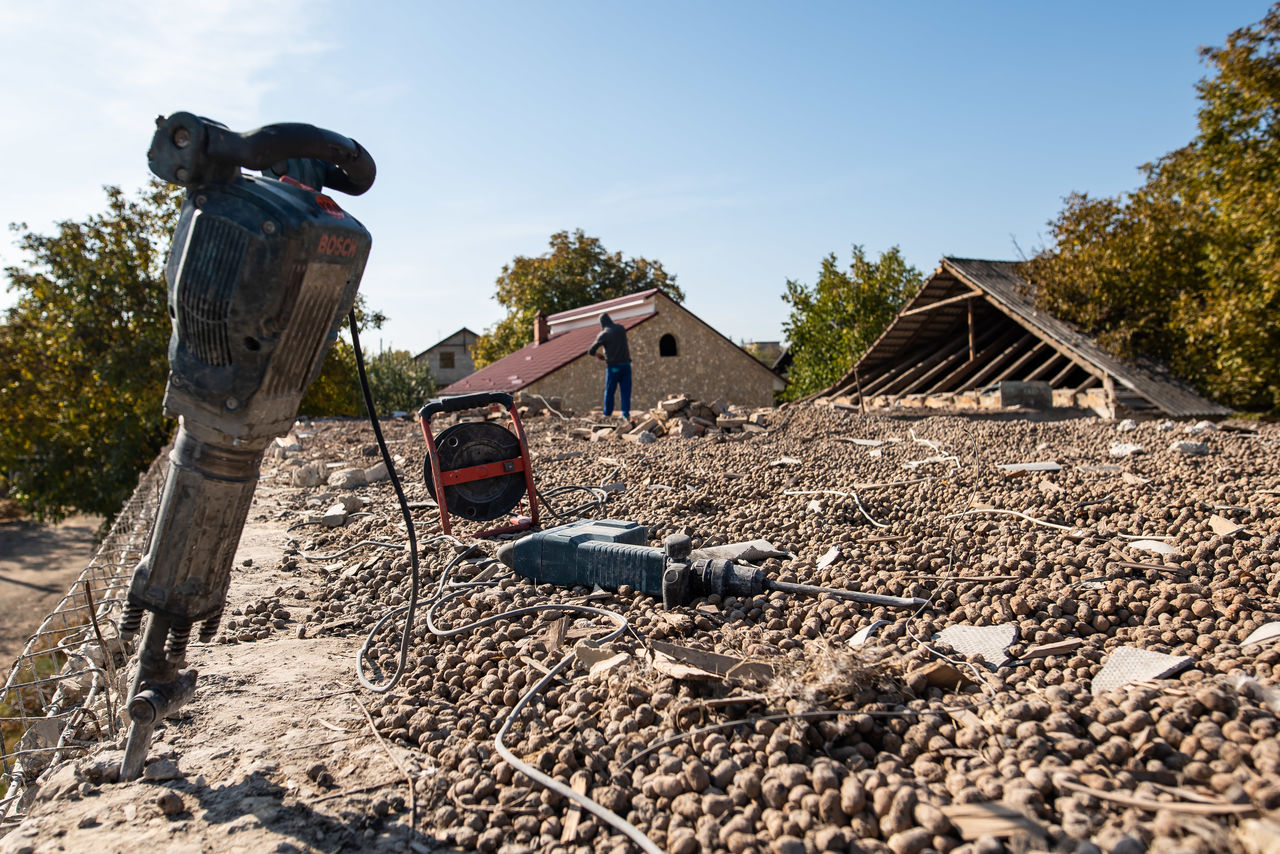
[[119, 113, 375, 780]]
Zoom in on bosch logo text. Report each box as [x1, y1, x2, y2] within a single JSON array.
[[318, 234, 358, 258]]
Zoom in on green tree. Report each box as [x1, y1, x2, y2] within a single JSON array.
[[781, 246, 921, 401], [0, 181, 181, 521], [363, 349, 435, 415], [472, 229, 683, 366], [298, 300, 388, 418], [1024, 4, 1280, 410], [299, 338, 362, 417], [1, 182, 390, 520]]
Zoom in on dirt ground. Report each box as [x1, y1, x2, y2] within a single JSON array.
[[1, 491, 445, 854], [0, 516, 102, 666]]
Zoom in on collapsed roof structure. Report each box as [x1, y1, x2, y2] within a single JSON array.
[[823, 257, 1229, 419]]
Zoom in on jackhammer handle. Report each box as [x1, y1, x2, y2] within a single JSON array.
[[149, 112, 376, 195], [420, 392, 515, 420], [213, 122, 376, 195]]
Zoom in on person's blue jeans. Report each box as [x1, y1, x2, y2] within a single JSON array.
[[604, 362, 631, 418]]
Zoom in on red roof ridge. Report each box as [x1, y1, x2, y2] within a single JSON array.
[[546, 289, 661, 324], [440, 313, 654, 396]]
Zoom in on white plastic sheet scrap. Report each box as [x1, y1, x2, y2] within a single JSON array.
[[1092, 646, 1193, 695], [1242, 622, 1280, 648], [997, 461, 1062, 475], [770, 456, 803, 467], [848, 620, 891, 647], [1128, 539, 1178, 556], [935, 624, 1018, 669], [1169, 440, 1210, 456], [1209, 514, 1247, 537], [816, 546, 841, 570], [903, 454, 960, 471], [1109, 442, 1145, 458]]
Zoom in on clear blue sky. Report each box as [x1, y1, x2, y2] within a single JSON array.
[[0, 1, 1268, 354]]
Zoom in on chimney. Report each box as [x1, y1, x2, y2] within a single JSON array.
[[533, 311, 549, 346]]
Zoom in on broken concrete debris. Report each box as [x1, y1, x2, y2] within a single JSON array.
[[327, 467, 367, 489], [689, 540, 791, 562], [570, 394, 771, 443]]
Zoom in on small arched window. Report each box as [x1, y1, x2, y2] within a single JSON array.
[[659, 333, 678, 357]]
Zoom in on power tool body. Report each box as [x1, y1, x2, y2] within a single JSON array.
[[120, 112, 375, 780], [497, 520, 928, 610]]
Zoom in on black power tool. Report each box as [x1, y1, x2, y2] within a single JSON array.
[[120, 113, 375, 779], [496, 520, 928, 610]]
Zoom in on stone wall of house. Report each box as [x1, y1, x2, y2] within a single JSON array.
[[421, 331, 477, 387], [524, 295, 781, 414]]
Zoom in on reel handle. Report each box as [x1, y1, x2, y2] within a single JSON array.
[[148, 112, 376, 195], [419, 392, 515, 421]]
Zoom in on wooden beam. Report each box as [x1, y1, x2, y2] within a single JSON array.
[[860, 352, 930, 397], [967, 299, 976, 361], [929, 325, 1024, 393], [1050, 358, 1081, 386], [1074, 374, 1100, 392], [991, 340, 1050, 385], [899, 289, 982, 318], [894, 336, 972, 396], [883, 278, 979, 368], [1025, 351, 1065, 381], [879, 338, 969, 398], [966, 333, 1036, 389]]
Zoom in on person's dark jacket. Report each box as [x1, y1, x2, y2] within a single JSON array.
[[588, 314, 630, 364]]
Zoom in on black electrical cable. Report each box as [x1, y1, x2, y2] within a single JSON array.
[[343, 332, 658, 847], [348, 310, 421, 693], [536, 482, 608, 521]]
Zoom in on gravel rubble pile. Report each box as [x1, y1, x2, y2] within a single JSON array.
[[262, 405, 1280, 854]]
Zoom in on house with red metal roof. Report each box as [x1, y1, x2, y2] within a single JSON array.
[[441, 290, 784, 413]]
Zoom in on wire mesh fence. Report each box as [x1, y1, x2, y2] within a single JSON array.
[[0, 454, 166, 828]]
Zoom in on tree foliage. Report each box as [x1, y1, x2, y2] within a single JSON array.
[[363, 349, 436, 415], [298, 300, 389, 418], [1023, 4, 1280, 410], [1, 181, 391, 521], [299, 338, 362, 418], [781, 246, 921, 401], [0, 181, 181, 520], [472, 229, 683, 366]]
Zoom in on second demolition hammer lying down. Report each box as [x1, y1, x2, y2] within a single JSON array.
[[496, 520, 927, 609]]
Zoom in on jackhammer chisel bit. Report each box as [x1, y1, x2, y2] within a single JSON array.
[[495, 519, 928, 610], [120, 112, 375, 780]]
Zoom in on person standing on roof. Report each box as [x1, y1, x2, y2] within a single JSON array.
[[588, 313, 631, 420]]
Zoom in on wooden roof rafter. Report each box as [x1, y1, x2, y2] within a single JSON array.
[[823, 258, 1229, 418]]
